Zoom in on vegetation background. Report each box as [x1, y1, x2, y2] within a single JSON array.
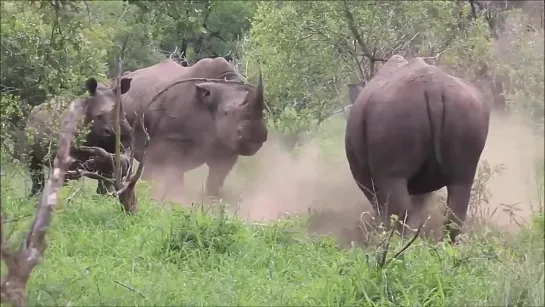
[[1, 1, 543, 306]]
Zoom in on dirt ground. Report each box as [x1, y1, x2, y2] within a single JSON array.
[[142, 109, 543, 246]]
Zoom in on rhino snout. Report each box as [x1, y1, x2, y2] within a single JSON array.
[[237, 121, 268, 144], [103, 126, 113, 137]]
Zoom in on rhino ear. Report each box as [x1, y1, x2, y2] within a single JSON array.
[[195, 83, 215, 110], [85, 78, 98, 96], [118, 77, 132, 95]]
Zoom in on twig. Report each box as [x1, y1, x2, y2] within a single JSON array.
[[392, 32, 420, 53], [376, 220, 397, 269], [113, 280, 146, 299], [2, 214, 33, 224], [384, 219, 426, 267], [169, 46, 179, 60], [116, 114, 149, 196], [421, 47, 451, 63]]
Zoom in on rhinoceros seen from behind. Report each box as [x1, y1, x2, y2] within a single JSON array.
[[345, 55, 490, 243], [120, 57, 268, 201]]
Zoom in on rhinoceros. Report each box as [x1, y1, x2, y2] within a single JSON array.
[[25, 77, 133, 196], [345, 55, 490, 243], [120, 57, 267, 200]]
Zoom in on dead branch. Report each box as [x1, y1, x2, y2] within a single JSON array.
[[169, 46, 179, 60], [420, 47, 451, 65], [114, 36, 129, 188], [384, 219, 426, 267], [376, 217, 427, 270], [392, 32, 420, 54], [0, 100, 83, 307], [114, 280, 146, 299], [70, 114, 150, 214]]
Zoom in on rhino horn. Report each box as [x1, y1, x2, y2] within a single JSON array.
[[254, 68, 264, 111]]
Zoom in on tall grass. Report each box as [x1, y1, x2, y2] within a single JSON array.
[[1, 158, 543, 306]]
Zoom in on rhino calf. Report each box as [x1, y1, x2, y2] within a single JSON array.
[[25, 77, 133, 196], [345, 55, 490, 243]]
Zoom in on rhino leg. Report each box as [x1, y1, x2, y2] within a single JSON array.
[[443, 182, 472, 243], [205, 155, 237, 198], [375, 177, 414, 237], [96, 179, 116, 195], [29, 156, 45, 196]]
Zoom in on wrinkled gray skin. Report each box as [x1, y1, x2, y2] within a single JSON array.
[[345, 55, 490, 243], [121, 57, 267, 199], [26, 77, 133, 196]]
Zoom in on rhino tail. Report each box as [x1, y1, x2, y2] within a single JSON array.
[[424, 87, 445, 168]]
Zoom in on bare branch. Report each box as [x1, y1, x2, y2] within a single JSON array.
[[342, 1, 387, 62], [392, 32, 420, 54], [116, 4, 131, 25], [420, 47, 451, 65], [127, 114, 149, 187], [114, 36, 129, 187], [116, 114, 149, 195], [123, 112, 139, 180], [1, 100, 83, 307], [72, 113, 149, 214], [384, 219, 426, 268], [69, 170, 115, 186], [169, 46, 180, 60]]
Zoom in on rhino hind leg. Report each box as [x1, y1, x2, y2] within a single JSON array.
[[375, 177, 415, 237], [29, 156, 45, 197], [443, 182, 472, 243], [96, 179, 116, 195]]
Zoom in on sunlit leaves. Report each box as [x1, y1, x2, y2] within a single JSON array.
[[244, 1, 492, 137]]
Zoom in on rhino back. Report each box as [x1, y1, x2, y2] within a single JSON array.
[[121, 59, 186, 121], [25, 99, 86, 160], [347, 56, 488, 161], [187, 57, 239, 79], [122, 57, 239, 124]]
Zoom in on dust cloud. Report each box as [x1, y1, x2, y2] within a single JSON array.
[[473, 113, 544, 230], [235, 134, 368, 223], [179, 129, 371, 225]]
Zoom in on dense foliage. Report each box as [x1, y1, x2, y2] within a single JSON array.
[[1, 0, 543, 155]]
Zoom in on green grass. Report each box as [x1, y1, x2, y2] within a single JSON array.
[[1, 172, 544, 306], [1, 114, 544, 306]]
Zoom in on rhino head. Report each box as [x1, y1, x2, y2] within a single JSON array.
[[194, 71, 268, 156], [82, 77, 133, 153], [347, 81, 367, 105]]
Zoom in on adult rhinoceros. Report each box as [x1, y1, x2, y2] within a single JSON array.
[[345, 55, 490, 243], [120, 57, 268, 200], [26, 77, 133, 196]]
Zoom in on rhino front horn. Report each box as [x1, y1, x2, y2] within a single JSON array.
[[255, 67, 264, 111]]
